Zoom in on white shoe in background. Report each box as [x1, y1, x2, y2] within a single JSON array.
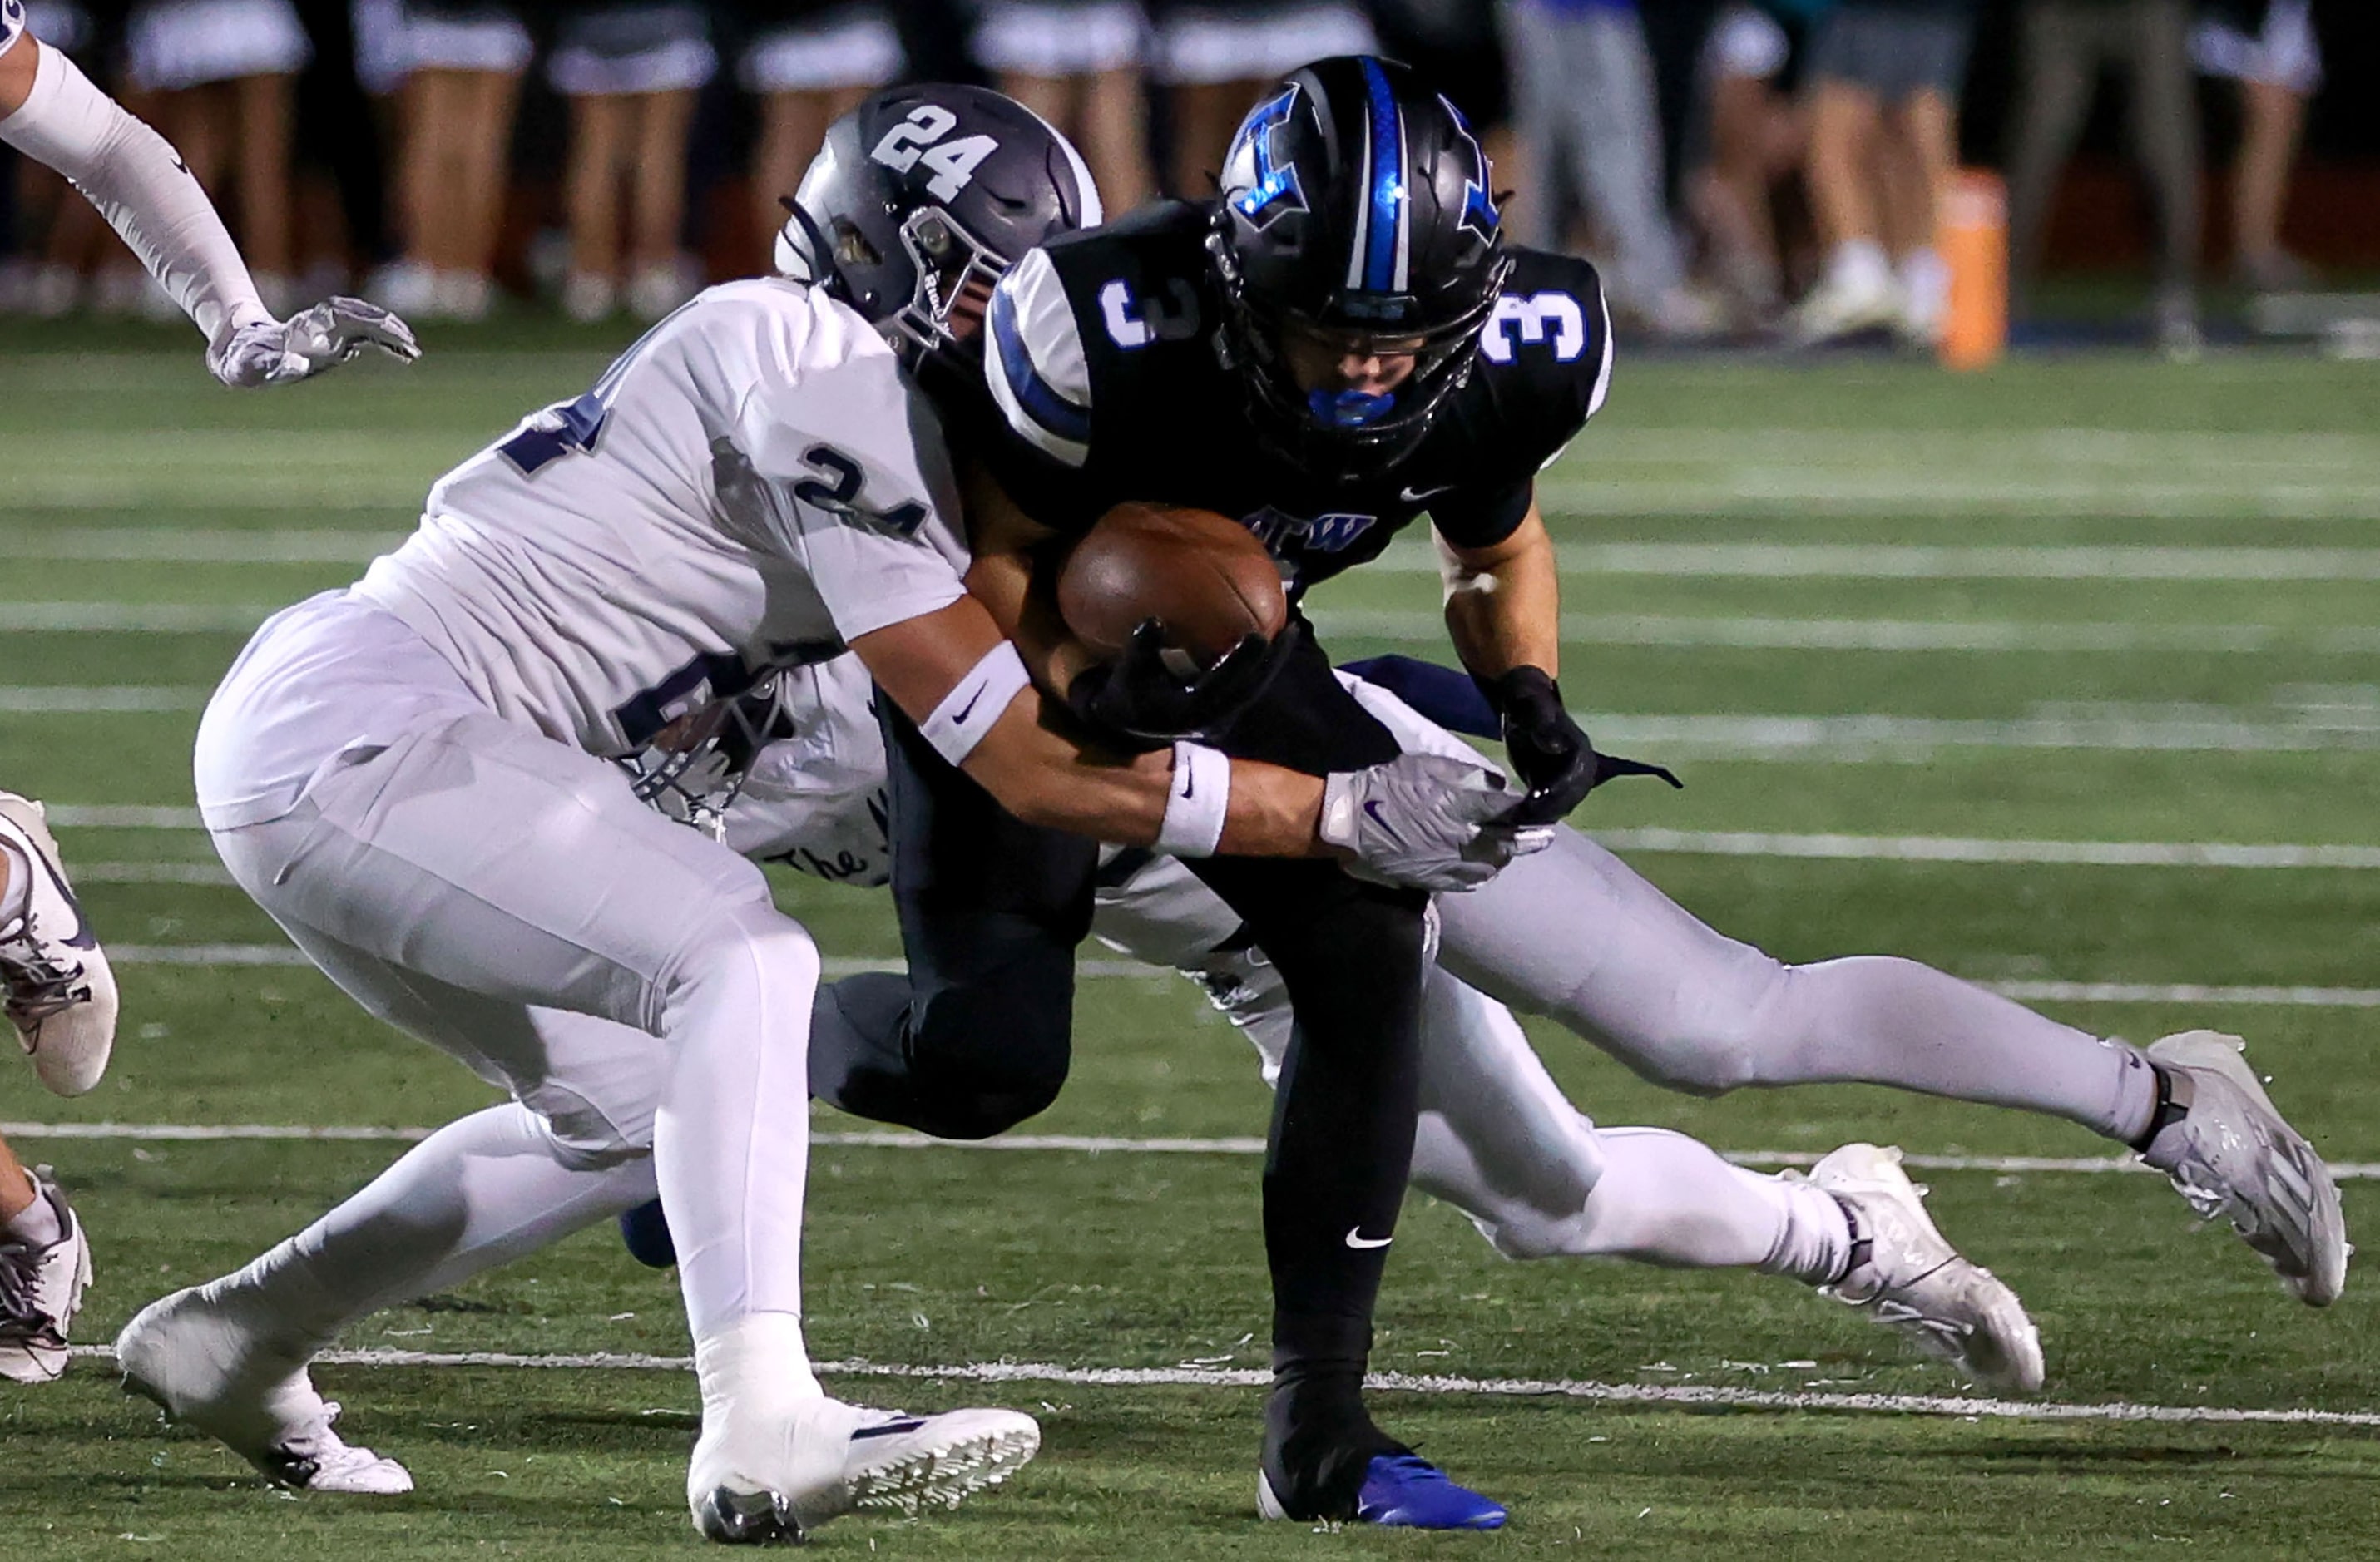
[[433, 269, 495, 322], [1794, 240, 1900, 345], [1, 791, 118, 1097], [562, 271, 619, 324], [0, 1175, 92, 1384]]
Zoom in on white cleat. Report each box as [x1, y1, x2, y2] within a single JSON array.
[[0, 1176, 92, 1384], [0, 792, 119, 1096], [690, 1399, 1042, 1544], [114, 1285, 413, 1494], [2140, 1031, 2348, 1307], [1807, 1143, 2046, 1394], [1792, 269, 1901, 346]]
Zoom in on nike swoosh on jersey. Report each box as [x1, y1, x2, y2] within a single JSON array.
[[1344, 1227, 1393, 1250], [1399, 484, 1454, 503]]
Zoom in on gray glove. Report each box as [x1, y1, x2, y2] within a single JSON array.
[[1318, 753, 1552, 892], [209, 296, 422, 388]]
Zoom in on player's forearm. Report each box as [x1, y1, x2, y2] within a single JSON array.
[[1439, 507, 1564, 682], [962, 694, 1326, 856], [0, 39, 269, 348], [853, 596, 1329, 858]]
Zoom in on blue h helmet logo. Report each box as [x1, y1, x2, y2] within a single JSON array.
[[1444, 97, 1500, 247], [1229, 87, 1308, 230]]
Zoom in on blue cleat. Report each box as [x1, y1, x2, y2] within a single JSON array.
[[1355, 1455, 1507, 1529], [1260, 1453, 1507, 1530], [617, 1198, 677, 1268]]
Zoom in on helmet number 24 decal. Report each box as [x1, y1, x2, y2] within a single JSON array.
[[869, 105, 1001, 203], [1481, 292, 1587, 365]]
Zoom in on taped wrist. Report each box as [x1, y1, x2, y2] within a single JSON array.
[[0, 43, 269, 344], [1155, 741, 1230, 857], [918, 640, 1031, 767]]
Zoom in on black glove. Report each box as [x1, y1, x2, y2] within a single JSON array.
[[1481, 665, 1680, 826], [1066, 617, 1297, 749]]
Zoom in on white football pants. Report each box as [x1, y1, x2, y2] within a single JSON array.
[[195, 596, 819, 1359]]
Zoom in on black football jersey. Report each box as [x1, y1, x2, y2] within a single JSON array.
[[977, 200, 1612, 599]]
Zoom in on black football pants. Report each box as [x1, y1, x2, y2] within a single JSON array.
[[806, 624, 1432, 1517]]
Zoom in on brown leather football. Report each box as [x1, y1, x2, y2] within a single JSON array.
[[1056, 502, 1289, 665]]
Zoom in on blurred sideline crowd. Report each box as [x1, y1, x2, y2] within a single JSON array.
[[0, 0, 2337, 352]]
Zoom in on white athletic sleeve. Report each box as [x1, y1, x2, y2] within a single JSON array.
[[982, 247, 1094, 468], [731, 314, 972, 645], [0, 39, 270, 348]]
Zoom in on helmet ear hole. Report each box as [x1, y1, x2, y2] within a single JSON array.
[[832, 220, 881, 270]]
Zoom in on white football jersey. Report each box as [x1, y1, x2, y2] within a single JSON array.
[[0, 0, 24, 57], [354, 278, 969, 759]]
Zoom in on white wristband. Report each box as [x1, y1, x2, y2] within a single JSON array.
[[1155, 741, 1230, 858], [918, 640, 1031, 767]]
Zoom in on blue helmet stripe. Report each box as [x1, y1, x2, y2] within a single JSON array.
[[1358, 57, 1403, 294], [988, 280, 1091, 447]]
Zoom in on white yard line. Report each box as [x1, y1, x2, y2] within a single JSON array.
[[25, 697, 2380, 754], [1529, 480, 2380, 521], [0, 685, 206, 712], [93, 944, 2380, 1007], [13, 529, 2380, 580], [7, 1121, 2377, 1181], [59, 812, 2380, 873], [1368, 541, 2380, 579], [0, 528, 400, 561], [0, 602, 281, 632], [76, 861, 235, 885], [1592, 829, 2380, 869], [77, 835, 2380, 884], [50, 1343, 2380, 1429], [1309, 609, 2380, 655], [12, 601, 2380, 658]]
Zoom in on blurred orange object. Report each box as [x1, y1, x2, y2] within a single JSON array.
[[1941, 171, 2007, 371]]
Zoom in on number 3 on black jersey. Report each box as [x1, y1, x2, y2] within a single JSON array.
[[1481, 291, 1588, 365]]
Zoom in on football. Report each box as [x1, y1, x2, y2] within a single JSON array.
[[1056, 502, 1289, 667]]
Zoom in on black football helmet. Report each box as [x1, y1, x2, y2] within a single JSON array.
[[778, 84, 1103, 376], [1210, 55, 1510, 478]]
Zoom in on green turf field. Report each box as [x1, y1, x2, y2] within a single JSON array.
[[2, 330, 2378, 1558]]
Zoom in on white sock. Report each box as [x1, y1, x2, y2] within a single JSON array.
[[0, 840, 31, 926], [211, 1103, 655, 1345], [3, 1176, 63, 1247], [694, 1310, 824, 1418], [1830, 238, 1893, 294], [1759, 1177, 1857, 1286], [1898, 246, 1949, 312], [651, 906, 820, 1339], [1557, 1125, 1852, 1278]]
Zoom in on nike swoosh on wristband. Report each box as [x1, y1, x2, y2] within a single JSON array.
[[952, 682, 987, 724], [1344, 1228, 1393, 1250]]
